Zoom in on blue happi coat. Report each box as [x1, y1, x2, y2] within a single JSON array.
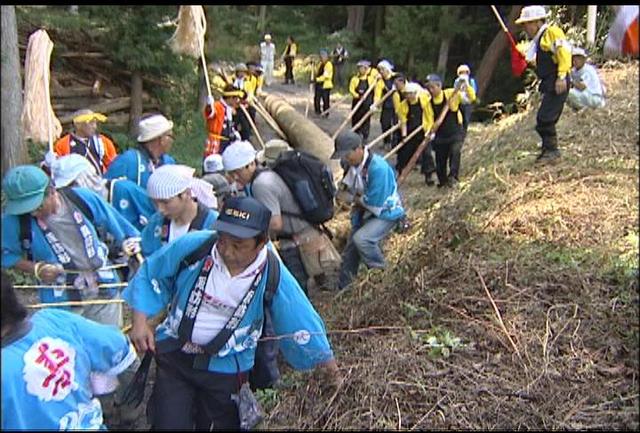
[[105, 147, 176, 189], [107, 177, 156, 231], [1, 187, 140, 304], [123, 230, 334, 374], [140, 205, 219, 257], [1, 308, 137, 430]]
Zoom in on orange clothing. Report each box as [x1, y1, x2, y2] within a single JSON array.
[[54, 133, 118, 174]]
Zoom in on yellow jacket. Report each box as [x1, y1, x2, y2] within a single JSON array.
[[349, 70, 378, 99], [398, 93, 432, 132], [231, 73, 258, 101], [283, 42, 297, 57], [538, 24, 572, 79], [374, 73, 396, 103], [315, 61, 334, 90], [407, 86, 476, 131]]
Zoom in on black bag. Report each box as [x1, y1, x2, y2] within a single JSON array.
[[178, 234, 281, 391], [271, 150, 337, 225]]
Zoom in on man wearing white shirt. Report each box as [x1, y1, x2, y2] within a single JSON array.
[[260, 34, 276, 86], [567, 47, 606, 110]]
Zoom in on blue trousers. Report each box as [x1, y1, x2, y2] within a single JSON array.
[[338, 216, 397, 289]]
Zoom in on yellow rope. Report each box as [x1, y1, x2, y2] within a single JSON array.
[[26, 298, 125, 309]]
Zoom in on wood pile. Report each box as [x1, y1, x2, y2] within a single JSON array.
[[17, 25, 162, 131]]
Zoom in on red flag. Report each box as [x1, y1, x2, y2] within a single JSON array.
[[505, 31, 528, 77], [604, 5, 639, 58]]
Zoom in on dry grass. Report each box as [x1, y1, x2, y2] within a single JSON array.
[[263, 61, 639, 430]]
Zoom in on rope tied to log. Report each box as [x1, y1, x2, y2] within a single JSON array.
[[21, 29, 62, 152]]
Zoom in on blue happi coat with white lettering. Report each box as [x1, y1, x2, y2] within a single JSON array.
[[123, 230, 334, 374], [1, 187, 140, 304]]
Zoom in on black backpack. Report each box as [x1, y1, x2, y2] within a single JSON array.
[[178, 234, 282, 390], [19, 187, 94, 261], [270, 150, 337, 225]]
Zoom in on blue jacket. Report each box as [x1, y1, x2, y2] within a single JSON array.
[[1, 187, 140, 304], [123, 230, 334, 374], [140, 205, 219, 257], [358, 153, 405, 225], [105, 147, 176, 189], [1, 309, 136, 430], [108, 177, 156, 231]]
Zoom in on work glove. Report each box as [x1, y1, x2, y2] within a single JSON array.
[[369, 103, 378, 112], [122, 237, 142, 257], [206, 95, 214, 106]]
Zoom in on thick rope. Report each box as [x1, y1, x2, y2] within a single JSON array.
[[21, 29, 62, 149]]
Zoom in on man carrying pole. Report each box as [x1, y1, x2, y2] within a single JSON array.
[[348, 60, 378, 140]]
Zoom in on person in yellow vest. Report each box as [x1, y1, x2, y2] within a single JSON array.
[[208, 62, 232, 99], [255, 64, 266, 97], [397, 82, 433, 180], [349, 60, 378, 140], [515, 5, 571, 162], [314, 49, 334, 117], [423, 73, 476, 188], [372, 60, 398, 149], [54, 109, 118, 175], [231, 63, 258, 139], [281, 35, 298, 85]]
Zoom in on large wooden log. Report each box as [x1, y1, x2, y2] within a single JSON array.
[[58, 97, 131, 124], [262, 94, 342, 179]]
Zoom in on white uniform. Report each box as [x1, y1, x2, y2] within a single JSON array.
[[260, 41, 276, 86]]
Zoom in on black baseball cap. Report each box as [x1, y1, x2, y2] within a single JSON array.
[[331, 130, 363, 159], [212, 196, 272, 239]]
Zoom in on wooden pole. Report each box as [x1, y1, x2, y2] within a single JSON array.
[[365, 123, 400, 150], [351, 87, 394, 132], [490, 5, 510, 33], [382, 124, 424, 160], [239, 104, 265, 149], [253, 98, 287, 139], [331, 76, 380, 140]]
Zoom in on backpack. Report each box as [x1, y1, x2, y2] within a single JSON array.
[[270, 150, 337, 225], [19, 187, 94, 262], [178, 234, 282, 390]]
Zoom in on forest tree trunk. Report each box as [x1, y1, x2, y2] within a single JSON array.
[[258, 5, 267, 33], [475, 5, 523, 100], [1, 5, 26, 174], [129, 71, 143, 137], [346, 6, 366, 35], [437, 37, 451, 80]]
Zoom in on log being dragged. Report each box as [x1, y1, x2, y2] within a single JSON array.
[[262, 94, 342, 179]]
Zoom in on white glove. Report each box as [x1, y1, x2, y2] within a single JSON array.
[[427, 132, 436, 141], [206, 95, 214, 106], [122, 237, 142, 257], [369, 103, 377, 112]]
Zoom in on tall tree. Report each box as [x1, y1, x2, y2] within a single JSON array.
[[257, 5, 267, 33], [475, 5, 523, 100], [346, 6, 366, 35], [1, 5, 26, 174]]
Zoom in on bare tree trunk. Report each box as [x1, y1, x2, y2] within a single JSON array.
[[1, 5, 26, 175], [436, 37, 451, 80], [373, 6, 385, 58], [198, 61, 208, 112], [205, 6, 216, 52], [129, 72, 143, 137], [346, 6, 366, 35], [475, 5, 523, 100], [257, 5, 267, 33]]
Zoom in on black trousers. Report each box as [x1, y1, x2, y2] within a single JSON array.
[[396, 131, 423, 174], [148, 350, 246, 430], [237, 107, 252, 140], [433, 136, 463, 184], [535, 88, 568, 152], [420, 140, 436, 176], [351, 99, 371, 140], [461, 103, 473, 135], [314, 85, 330, 114], [278, 244, 309, 295], [284, 57, 294, 83], [380, 108, 398, 146]]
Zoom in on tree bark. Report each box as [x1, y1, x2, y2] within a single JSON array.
[[475, 5, 523, 100], [1, 5, 26, 175], [346, 6, 366, 35], [436, 37, 451, 80], [373, 6, 385, 58], [198, 61, 208, 112], [129, 72, 143, 137], [258, 5, 267, 33]]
